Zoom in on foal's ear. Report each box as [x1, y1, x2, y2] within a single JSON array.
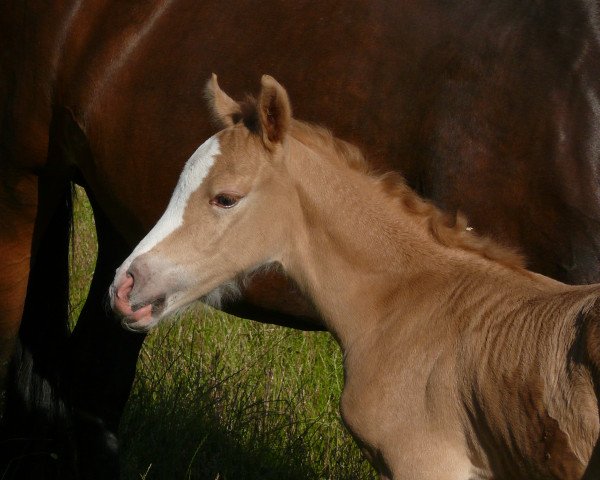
[[258, 75, 292, 149], [205, 74, 242, 128]]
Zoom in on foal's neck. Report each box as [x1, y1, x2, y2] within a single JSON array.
[[284, 141, 471, 350]]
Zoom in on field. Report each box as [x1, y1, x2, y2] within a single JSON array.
[[69, 187, 376, 479]]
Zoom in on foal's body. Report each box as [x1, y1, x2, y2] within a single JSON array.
[[111, 77, 600, 479], [271, 128, 600, 478], [337, 260, 598, 478]]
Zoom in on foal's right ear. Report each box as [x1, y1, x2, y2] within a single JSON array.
[[258, 75, 291, 149], [205, 74, 242, 128]]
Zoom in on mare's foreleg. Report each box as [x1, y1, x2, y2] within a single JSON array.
[[65, 191, 145, 479]]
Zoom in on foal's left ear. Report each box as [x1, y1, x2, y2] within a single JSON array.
[[258, 75, 292, 149], [205, 74, 242, 128]]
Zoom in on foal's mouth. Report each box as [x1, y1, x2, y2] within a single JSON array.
[[120, 296, 167, 332], [131, 296, 166, 315]]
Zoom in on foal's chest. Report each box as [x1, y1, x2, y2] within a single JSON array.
[[340, 344, 473, 478]]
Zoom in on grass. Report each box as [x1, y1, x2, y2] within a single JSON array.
[[69, 186, 376, 479]]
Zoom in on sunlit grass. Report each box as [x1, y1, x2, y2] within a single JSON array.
[[69, 186, 375, 479]]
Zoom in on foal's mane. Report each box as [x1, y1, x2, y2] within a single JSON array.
[[240, 98, 525, 270]]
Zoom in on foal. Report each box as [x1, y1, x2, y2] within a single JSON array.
[[111, 75, 600, 479]]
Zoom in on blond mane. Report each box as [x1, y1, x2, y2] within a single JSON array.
[[241, 101, 526, 271]]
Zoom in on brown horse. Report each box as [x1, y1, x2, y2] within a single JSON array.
[[2, 1, 599, 478], [112, 75, 600, 480]]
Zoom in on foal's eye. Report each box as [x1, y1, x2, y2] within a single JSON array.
[[210, 193, 241, 209]]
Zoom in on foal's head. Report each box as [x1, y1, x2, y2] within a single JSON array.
[[110, 75, 304, 331]]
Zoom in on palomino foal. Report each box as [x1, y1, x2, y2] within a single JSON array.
[[110, 75, 600, 479]]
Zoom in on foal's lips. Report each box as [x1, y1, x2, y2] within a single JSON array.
[[113, 274, 164, 332], [117, 300, 156, 332], [114, 274, 134, 312]]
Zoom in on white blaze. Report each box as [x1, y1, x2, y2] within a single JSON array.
[[116, 135, 221, 276]]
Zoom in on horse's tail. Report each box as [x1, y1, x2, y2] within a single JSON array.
[[0, 178, 77, 479]]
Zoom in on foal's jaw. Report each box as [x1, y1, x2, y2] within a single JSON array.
[[111, 269, 198, 333], [111, 256, 264, 333]]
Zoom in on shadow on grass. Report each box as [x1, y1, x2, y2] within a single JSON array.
[[118, 316, 374, 480], [121, 389, 323, 480]]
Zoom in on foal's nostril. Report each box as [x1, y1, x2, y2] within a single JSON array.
[[125, 272, 134, 294], [126, 257, 151, 294], [116, 272, 134, 301]]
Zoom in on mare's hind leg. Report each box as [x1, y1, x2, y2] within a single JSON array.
[[65, 188, 145, 479], [0, 173, 37, 392], [1, 171, 76, 479]]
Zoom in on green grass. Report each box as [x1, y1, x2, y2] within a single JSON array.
[[69, 187, 376, 479]]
